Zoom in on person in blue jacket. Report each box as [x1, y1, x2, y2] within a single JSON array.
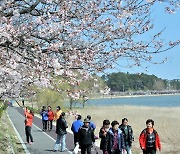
[[87, 115, 96, 131], [71, 114, 83, 146], [40, 106, 48, 131]]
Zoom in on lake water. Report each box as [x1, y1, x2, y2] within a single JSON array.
[[85, 95, 180, 107]]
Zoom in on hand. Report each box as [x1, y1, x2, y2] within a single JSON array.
[[123, 149, 126, 154], [76, 142, 79, 146]]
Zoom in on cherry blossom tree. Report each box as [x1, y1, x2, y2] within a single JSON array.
[[0, 0, 179, 99]]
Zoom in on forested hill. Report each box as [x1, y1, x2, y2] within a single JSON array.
[[101, 72, 180, 92]]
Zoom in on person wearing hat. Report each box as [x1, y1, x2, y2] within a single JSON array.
[[78, 118, 95, 154]]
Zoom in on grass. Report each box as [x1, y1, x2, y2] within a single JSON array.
[[66, 105, 180, 154], [0, 110, 25, 154]]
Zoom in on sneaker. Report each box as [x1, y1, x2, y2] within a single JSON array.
[[29, 142, 34, 145], [53, 150, 57, 152]]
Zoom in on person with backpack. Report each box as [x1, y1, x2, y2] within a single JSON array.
[[119, 118, 134, 154], [107, 120, 125, 154], [78, 118, 95, 154], [40, 106, 48, 131], [53, 112, 68, 152], [139, 119, 162, 154], [24, 109, 34, 144], [71, 114, 83, 147], [47, 106, 54, 131], [99, 119, 110, 154]]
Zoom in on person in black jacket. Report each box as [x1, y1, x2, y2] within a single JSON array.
[[99, 119, 110, 154], [78, 118, 95, 154], [53, 112, 68, 152], [119, 118, 134, 154]]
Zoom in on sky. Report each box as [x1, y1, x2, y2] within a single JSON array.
[[104, 2, 180, 80]]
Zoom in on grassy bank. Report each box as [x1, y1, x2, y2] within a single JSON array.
[[66, 106, 180, 154], [0, 109, 25, 154]]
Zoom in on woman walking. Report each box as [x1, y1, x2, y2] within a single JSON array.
[[99, 119, 110, 154], [24, 108, 34, 144], [139, 119, 162, 154], [107, 120, 125, 154], [119, 118, 134, 154], [47, 106, 54, 131], [53, 112, 68, 152], [40, 106, 48, 131]]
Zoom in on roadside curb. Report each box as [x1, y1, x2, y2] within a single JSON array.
[[6, 107, 30, 154]]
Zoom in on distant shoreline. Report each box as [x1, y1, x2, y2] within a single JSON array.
[[90, 93, 180, 100]]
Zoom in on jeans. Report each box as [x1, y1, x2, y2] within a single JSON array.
[[54, 134, 66, 151], [47, 120, 53, 130], [25, 126, 33, 143], [124, 143, 132, 154]]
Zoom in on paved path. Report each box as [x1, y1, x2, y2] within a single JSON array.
[[7, 106, 101, 154]]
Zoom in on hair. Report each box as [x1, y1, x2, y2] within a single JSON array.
[[61, 112, 65, 117], [103, 119, 110, 126], [57, 106, 61, 110], [111, 120, 119, 127], [87, 115, 91, 120], [122, 118, 128, 123], [30, 110, 34, 116], [146, 119, 154, 126], [77, 115, 82, 120]]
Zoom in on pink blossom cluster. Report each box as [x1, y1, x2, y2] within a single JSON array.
[[0, 0, 179, 99]]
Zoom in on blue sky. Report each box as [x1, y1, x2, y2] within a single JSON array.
[[104, 2, 180, 80]]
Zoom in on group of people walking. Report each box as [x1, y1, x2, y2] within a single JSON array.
[[40, 105, 62, 131], [99, 118, 161, 154], [24, 105, 162, 154]]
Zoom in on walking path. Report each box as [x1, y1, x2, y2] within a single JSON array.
[[7, 106, 101, 154]]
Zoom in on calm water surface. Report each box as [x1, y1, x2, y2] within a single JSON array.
[[86, 95, 180, 107]]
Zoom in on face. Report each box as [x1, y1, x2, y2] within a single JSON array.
[[123, 120, 128, 126], [48, 107, 51, 110], [104, 124, 110, 132], [113, 124, 119, 131], [84, 122, 90, 127], [146, 122, 153, 129]]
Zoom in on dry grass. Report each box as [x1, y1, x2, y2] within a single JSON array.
[[66, 105, 180, 154]]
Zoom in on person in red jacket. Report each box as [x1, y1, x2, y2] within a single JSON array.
[[139, 119, 161, 154], [47, 106, 54, 131], [24, 109, 34, 144]]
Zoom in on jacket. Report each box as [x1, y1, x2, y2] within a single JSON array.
[[99, 127, 109, 151], [48, 110, 54, 120], [107, 128, 125, 153], [89, 121, 96, 130], [139, 128, 162, 150], [119, 124, 134, 146], [78, 125, 95, 145], [25, 112, 34, 127], [56, 117, 68, 135], [54, 110, 62, 120], [71, 119, 83, 133], [41, 110, 48, 121]]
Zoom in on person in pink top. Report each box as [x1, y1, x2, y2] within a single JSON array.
[[47, 106, 54, 131]]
